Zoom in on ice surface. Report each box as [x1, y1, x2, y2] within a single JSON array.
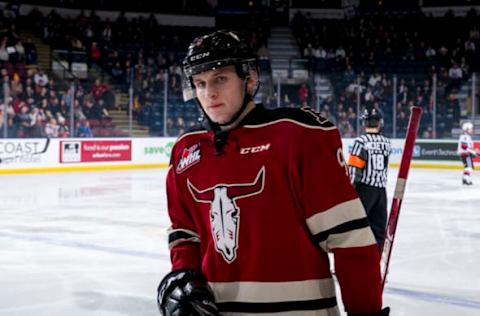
[[0, 167, 478, 315]]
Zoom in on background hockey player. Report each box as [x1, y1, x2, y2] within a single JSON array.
[[157, 30, 389, 316], [457, 122, 477, 185], [347, 108, 392, 251]]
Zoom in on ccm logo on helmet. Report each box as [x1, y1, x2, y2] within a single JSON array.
[[240, 143, 270, 154], [190, 52, 210, 61]]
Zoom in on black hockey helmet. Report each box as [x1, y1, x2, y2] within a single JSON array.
[[182, 29, 258, 101], [361, 107, 382, 128]]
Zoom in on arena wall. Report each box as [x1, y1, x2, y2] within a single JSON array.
[[1, 138, 479, 174]]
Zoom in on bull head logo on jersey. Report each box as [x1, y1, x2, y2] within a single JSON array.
[[187, 167, 265, 263]]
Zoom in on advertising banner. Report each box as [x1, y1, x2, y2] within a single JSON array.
[[1, 137, 477, 174], [412, 141, 458, 161], [133, 137, 175, 164], [0, 138, 52, 166], [60, 140, 132, 163], [475, 142, 480, 163]]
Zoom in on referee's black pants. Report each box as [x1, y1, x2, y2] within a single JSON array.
[[355, 183, 387, 252]]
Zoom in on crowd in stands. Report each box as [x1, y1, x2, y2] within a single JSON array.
[[288, 9, 477, 137], [16, 4, 271, 136], [0, 8, 119, 138], [0, 64, 119, 138], [1, 3, 478, 139], [18, 0, 214, 16]]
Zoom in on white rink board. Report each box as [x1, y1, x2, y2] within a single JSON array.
[[0, 137, 469, 173]]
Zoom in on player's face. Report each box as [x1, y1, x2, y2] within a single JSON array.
[[192, 65, 247, 125]]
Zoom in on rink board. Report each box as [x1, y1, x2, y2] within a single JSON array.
[[0, 138, 478, 173]]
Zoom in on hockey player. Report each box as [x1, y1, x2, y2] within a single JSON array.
[[347, 108, 391, 251], [157, 30, 389, 316], [457, 121, 477, 185]]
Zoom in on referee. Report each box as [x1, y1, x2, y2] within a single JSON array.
[[347, 107, 392, 251]]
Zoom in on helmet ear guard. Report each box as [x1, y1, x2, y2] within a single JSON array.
[[182, 73, 197, 102]]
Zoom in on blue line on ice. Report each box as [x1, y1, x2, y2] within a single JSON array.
[[386, 286, 480, 309], [0, 231, 168, 260]]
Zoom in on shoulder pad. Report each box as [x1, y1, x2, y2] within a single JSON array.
[[269, 106, 335, 129]]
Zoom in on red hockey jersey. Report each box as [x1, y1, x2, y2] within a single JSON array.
[[166, 105, 383, 315]]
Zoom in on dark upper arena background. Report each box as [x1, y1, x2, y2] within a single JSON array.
[[1, 0, 480, 139]]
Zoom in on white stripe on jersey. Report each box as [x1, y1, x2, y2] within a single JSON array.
[[306, 198, 376, 251], [220, 310, 339, 316], [210, 278, 336, 303]]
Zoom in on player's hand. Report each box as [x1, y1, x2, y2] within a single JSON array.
[[157, 269, 219, 316]]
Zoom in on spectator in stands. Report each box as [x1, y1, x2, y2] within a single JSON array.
[[16, 105, 34, 137], [336, 45, 346, 61], [111, 61, 124, 81], [31, 105, 47, 123], [297, 83, 309, 104], [0, 107, 5, 132], [23, 37, 38, 65], [91, 78, 109, 103], [396, 110, 408, 137], [0, 37, 9, 66], [33, 68, 49, 88], [48, 96, 63, 117], [165, 117, 174, 136], [12, 39, 25, 63], [425, 44, 436, 61], [422, 124, 434, 138], [73, 99, 87, 121], [169, 74, 182, 99], [101, 21, 113, 42], [57, 115, 70, 137], [30, 115, 46, 137], [76, 119, 93, 137], [45, 117, 59, 137], [447, 62, 463, 94], [62, 86, 74, 110], [70, 36, 85, 51], [89, 41, 102, 63], [175, 116, 185, 135], [437, 44, 450, 68], [82, 97, 102, 120]]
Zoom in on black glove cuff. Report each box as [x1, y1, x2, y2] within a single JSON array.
[[348, 306, 390, 316]]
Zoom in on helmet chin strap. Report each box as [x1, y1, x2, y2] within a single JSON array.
[[195, 81, 252, 155], [217, 92, 252, 127]]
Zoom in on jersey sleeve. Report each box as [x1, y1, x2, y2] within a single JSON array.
[[299, 126, 383, 314], [165, 150, 202, 273], [347, 137, 366, 184]]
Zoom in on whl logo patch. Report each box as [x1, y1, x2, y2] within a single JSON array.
[[176, 144, 201, 174]]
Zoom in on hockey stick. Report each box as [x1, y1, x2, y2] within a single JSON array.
[[380, 106, 422, 292], [0, 138, 51, 164]]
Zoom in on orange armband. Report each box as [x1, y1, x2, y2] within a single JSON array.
[[347, 155, 366, 168]]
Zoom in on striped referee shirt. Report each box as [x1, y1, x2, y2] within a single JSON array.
[[347, 133, 391, 188]]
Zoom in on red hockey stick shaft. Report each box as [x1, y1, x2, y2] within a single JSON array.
[[380, 106, 422, 292]]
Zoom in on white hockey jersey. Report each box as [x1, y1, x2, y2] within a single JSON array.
[[457, 133, 475, 157]]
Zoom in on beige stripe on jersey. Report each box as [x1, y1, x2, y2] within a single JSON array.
[[221, 307, 340, 316], [209, 278, 336, 303], [319, 226, 377, 251], [306, 198, 366, 235]]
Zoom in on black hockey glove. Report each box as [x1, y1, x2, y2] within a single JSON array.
[[348, 307, 390, 316], [157, 269, 219, 316]]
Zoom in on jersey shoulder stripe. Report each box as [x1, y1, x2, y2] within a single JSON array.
[[245, 106, 336, 130]]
